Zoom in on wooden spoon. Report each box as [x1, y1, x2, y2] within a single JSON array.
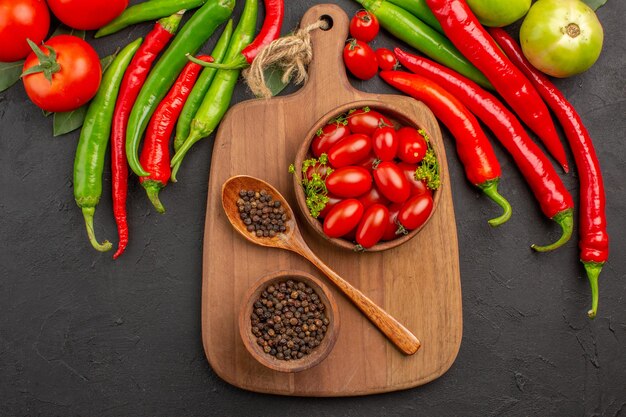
[[222, 175, 421, 356]]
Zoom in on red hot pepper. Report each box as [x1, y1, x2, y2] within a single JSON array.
[[394, 48, 574, 250], [139, 55, 213, 212], [425, 0, 569, 173], [489, 28, 609, 319], [110, 12, 183, 259], [380, 70, 512, 226]]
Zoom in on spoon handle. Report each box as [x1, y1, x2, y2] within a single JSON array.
[[291, 237, 421, 355]]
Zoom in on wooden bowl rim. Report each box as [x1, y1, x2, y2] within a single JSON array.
[[238, 270, 340, 373], [292, 99, 443, 252]]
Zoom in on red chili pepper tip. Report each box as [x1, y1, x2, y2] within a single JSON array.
[[530, 208, 573, 252]]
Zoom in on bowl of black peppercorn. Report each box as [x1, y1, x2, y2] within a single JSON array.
[[239, 270, 340, 373]]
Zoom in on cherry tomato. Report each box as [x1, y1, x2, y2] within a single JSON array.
[[343, 226, 358, 242], [47, 0, 128, 30], [382, 203, 403, 241], [372, 162, 410, 203], [0, 0, 50, 62], [356, 204, 389, 248], [22, 35, 101, 112], [318, 194, 343, 219], [358, 184, 389, 209], [343, 39, 378, 81], [397, 162, 432, 197], [349, 10, 379, 42], [398, 194, 434, 231], [358, 153, 377, 172], [328, 133, 372, 168], [397, 127, 428, 164], [375, 48, 397, 71], [312, 123, 350, 157], [323, 199, 364, 238], [372, 126, 398, 161], [326, 166, 372, 198], [305, 162, 329, 181], [347, 108, 392, 135]]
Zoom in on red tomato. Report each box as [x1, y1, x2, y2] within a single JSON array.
[[305, 162, 329, 181], [318, 194, 343, 219], [325, 166, 372, 198], [372, 126, 398, 161], [328, 133, 372, 168], [323, 199, 364, 238], [398, 194, 434, 231], [358, 184, 389, 209], [397, 162, 432, 196], [349, 10, 379, 42], [376, 48, 397, 71], [358, 153, 377, 172], [347, 108, 392, 135], [312, 123, 350, 157], [0, 0, 50, 62], [397, 127, 428, 164], [382, 203, 403, 241], [356, 204, 389, 248], [372, 162, 410, 203], [343, 39, 378, 81], [47, 0, 128, 30], [22, 35, 101, 112]]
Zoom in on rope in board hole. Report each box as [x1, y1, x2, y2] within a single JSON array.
[[243, 19, 329, 99]]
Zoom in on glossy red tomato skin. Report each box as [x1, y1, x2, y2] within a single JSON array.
[[349, 10, 379, 42], [312, 123, 350, 157], [356, 204, 389, 248], [372, 126, 398, 161], [325, 166, 372, 198], [318, 194, 343, 219], [343, 39, 378, 80], [397, 162, 432, 197], [0, 0, 50, 62], [347, 109, 393, 135], [47, 0, 128, 30], [376, 48, 397, 71], [382, 202, 403, 241], [358, 153, 377, 172], [323, 199, 365, 238], [22, 35, 102, 112], [398, 193, 434, 231], [372, 161, 411, 203], [328, 133, 372, 168], [397, 127, 428, 164], [358, 184, 389, 209]]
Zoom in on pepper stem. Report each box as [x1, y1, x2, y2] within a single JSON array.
[[81, 207, 112, 252], [584, 261, 602, 319], [142, 181, 165, 213], [170, 130, 204, 167], [478, 179, 512, 227], [531, 209, 573, 252], [158, 9, 185, 34], [187, 53, 245, 70]]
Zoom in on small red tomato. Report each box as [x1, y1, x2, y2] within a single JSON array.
[[349, 10, 379, 42], [47, 0, 128, 30], [318, 194, 343, 219], [356, 204, 389, 248], [397, 162, 432, 196], [0, 0, 50, 62], [398, 193, 434, 231], [305, 162, 329, 181], [372, 161, 410, 203], [397, 127, 428, 164], [328, 133, 372, 168], [312, 123, 350, 157], [323, 199, 364, 238], [376, 48, 397, 71], [382, 203, 403, 241], [358, 153, 377, 172], [326, 166, 372, 198], [372, 126, 398, 161], [343, 39, 378, 81], [358, 184, 389, 209], [347, 108, 393, 135]]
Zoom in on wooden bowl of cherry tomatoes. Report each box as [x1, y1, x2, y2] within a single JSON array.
[[293, 101, 442, 252]]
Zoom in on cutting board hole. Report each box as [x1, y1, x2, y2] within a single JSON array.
[[319, 15, 333, 31]]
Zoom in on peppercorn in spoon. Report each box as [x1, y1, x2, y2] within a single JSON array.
[[221, 175, 421, 356]]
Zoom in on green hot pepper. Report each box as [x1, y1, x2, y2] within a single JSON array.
[[74, 38, 142, 252], [171, 19, 234, 182], [126, 0, 234, 177], [386, 0, 443, 33], [170, 0, 258, 175]]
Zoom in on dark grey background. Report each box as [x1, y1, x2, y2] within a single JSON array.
[[1, 0, 625, 416]]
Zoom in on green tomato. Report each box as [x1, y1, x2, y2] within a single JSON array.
[[520, 0, 603, 78], [466, 0, 531, 27]]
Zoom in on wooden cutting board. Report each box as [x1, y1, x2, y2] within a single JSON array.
[[202, 4, 462, 396]]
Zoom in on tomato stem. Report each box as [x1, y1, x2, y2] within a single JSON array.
[[21, 39, 61, 82]]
